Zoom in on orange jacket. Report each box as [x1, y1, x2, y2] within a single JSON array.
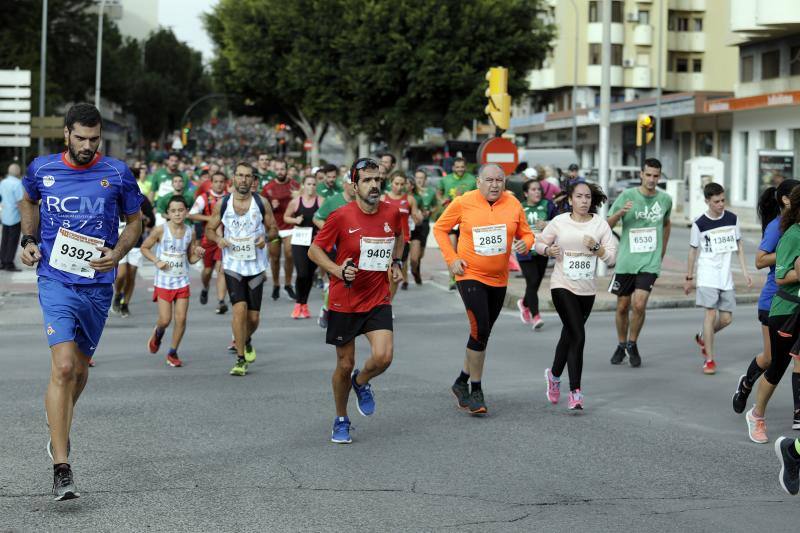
[[434, 189, 535, 287]]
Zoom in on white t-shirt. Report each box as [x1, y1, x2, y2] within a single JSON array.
[[690, 210, 740, 291]]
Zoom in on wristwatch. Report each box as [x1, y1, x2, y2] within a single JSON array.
[[392, 258, 403, 268], [20, 235, 38, 249], [590, 242, 601, 252]]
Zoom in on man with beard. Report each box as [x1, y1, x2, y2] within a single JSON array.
[[19, 103, 143, 500], [262, 159, 300, 300], [148, 152, 187, 202], [308, 158, 404, 444]]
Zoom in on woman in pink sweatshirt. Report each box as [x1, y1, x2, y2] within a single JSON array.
[[534, 180, 617, 410]]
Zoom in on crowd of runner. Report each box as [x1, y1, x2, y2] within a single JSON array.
[[15, 103, 800, 501]]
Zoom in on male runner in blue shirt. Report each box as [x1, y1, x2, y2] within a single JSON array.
[[19, 103, 143, 501]]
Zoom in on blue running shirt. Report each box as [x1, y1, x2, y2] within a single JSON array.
[[758, 216, 782, 311], [23, 152, 143, 285]]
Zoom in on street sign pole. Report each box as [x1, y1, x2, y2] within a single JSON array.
[[39, 0, 48, 155], [95, 0, 105, 110], [597, 0, 612, 276]]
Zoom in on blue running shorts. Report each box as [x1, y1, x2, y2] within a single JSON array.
[[37, 277, 113, 357]]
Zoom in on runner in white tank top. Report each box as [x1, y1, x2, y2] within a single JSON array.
[[203, 162, 278, 376], [140, 195, 204, 368]]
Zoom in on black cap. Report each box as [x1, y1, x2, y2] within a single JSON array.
[[568, 163, 579, 171]]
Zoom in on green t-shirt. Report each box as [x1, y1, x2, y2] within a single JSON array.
[[313, 192, 350, 222], [610, 188, 673, 275], [155, 190, 195, 220], [438, 172, 477, 201], [770, 223, 800, 317], [522, 199, 552, 256], [413, 187, 438, 218], [317, 180, 342, 199], [256, 170, 275, 190], [149, 169, 188, 200]]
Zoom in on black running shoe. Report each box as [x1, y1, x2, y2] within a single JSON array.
[[412, 267, 422, 285], [53, 466, 79, 501], [120, 304, 130, 318], [216, 302, 228, 315], [272, 286, 280, 300], [111, 294, 122, 315], [732, 374, 751, 414], [627, 342, 642, 368], [467, 389, 487, 415], [284, 285, 296, 300], [610, 345, 626, 365], [775, 437, 800, 496], [401, 281, 408, 291], [200, 288, 208, 305], [793, 410, 800, 431], [451, 382, 469, 409]]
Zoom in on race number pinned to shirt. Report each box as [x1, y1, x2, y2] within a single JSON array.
[[708, 227, 737, 254], [472, 224, 507, 256], [159, 251, 187, 277], [629, 227, 657, 254], [292, 226, 313, 247], [49, 227, 104, 279], [359, 236, 394, 271], [409, 217, 416, 232], [563, 251, 597, 281], [229, 236, 256, 261]]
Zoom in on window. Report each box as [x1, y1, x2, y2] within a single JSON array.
[[762, 130, 776, 150], [638, 10, 649, 25], [612, 1, 623, 23], [588, 44, 623, 66], [612, 44, 623, 66], [677, 17, 689, 31], [741, 56, 754, 82], [667, 52, 675, 72], [739, 131, 749, 202], [589, 44, 601, 65], [693, 18, 703, 31], [676, 57, 688, 72], [693, 59, 702, 72], [589, 1, 598, 22], [791, 46, 800, 76], [696, 132, 714, 157], [589, 1, 623, 23], [762, 50, 780, 79], [794, 130, 800, 173]]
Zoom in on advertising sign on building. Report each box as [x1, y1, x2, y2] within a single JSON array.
[[758, 150, 794, 196]]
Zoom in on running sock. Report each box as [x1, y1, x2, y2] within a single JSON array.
[[456, 371, 470, 384], [155, 327, 165, 338], [470, 380, 482, 392], [218, 299, 225, 305], [168, 348, 177, 356], [627, 341, 637, 348], [790, 440, 800, 461], [793, 373, 800, 412], [237, 356, 245, 363], [618, 342, 627, 350], [744, 358, 766, 388], [53, 463, 70, 473]]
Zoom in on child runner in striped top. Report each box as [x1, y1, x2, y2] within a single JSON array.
[[141, 195, 204, 367]]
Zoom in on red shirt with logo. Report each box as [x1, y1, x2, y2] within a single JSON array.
[[313, 201, 403, 313], [382, 194, 411, 242], [262, 178, 300, 230]]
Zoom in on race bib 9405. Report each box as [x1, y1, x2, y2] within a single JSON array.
[[359, 237, 394, 271]]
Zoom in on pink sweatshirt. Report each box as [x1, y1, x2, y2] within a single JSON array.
[[533, 213, 617, 295]]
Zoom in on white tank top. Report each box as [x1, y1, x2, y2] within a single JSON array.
[[154, 224, 192, 289], [221, 195, 268, 276]]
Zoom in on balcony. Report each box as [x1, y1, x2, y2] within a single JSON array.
[[665, 72, 705, 91], [527, 68, 555, 90], [587, 22, 625, 44], [755, 0, 800, 26], [587, 65, 624, 86], [634, 24, 653, 46], [735, 76, 800, 98], [632, 66, 652, 88], [667, 31, 705, 52], [668, 0, 706, 11]]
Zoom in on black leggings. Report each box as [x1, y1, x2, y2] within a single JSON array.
[[519, 255, 548, 315], [766, 315, 796, 385], [291, 245, 317, 304], [457, 279, 506, 351], [551, 288, 595, 391]]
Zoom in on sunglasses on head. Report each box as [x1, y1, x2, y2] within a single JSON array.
[[350, 158, 380, 182]]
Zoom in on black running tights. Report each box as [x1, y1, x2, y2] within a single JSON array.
[[291, 245, 317, 304], [551, 288, 595, 391], [520, 255, 548, 315]]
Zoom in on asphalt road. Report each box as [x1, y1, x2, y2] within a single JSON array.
[[2, 274, 800, 531]]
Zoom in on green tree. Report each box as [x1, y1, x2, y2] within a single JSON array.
[[206, 0, 553, 161]]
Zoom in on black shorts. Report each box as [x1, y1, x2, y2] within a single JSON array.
[[609, 272, 658, 296], [758, 309, 770, 327], [410, 219, 430, 243], [326, 305, 393, 346], [224, 271, 265, 311]]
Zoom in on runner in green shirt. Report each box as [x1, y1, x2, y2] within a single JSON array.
[[255, 153, 276, 190], [606, 158, 672, 368], [155, 175, 195, 225], [316, 164, 342, 198], [148, 152, 187, 201], [516, 179, 555, 329], [408, 169, 439, 285], [436, 157, 477, 289]]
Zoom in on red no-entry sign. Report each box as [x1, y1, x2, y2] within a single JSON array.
[[303, 139, 313, 151], [477, 137, 519, 175]]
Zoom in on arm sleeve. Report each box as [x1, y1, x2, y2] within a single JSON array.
[[664, 195, 673, 220], [533, 220, 557, 255], [760, 220, 781, 252], [311, 208, 339, 253], [314, 198, 332, 221], [735, 219, 742, 241], [598, 220, 617, 267], [121, 166, 144, 215], [689, 222, 700, 248], [775, 234, 800, 280], [432, 196, 462, 265], [609, 193, 623, 215], [22, 161, 40, 201]]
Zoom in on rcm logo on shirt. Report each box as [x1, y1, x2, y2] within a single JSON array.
[[44, 195, 106, 214]]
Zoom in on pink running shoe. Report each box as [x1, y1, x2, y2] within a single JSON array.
[[300, 304, 311, 319], [545, 368, 560, 404], [517, 299, 533, 325], [291, 303, 302, 319], [532, 314, 544, 330], [746, 407, 768, 443], [568, 389, 584, 410]]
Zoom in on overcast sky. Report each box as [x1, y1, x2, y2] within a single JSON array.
[[158, 0, 218, 64]]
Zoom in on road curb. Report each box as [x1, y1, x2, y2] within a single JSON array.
[[503, 290, 761, 312]]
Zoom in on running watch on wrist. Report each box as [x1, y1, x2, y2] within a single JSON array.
[[392, 258, 403, 268], [20, 235, 37, 249], [590, 242, 601, 252]]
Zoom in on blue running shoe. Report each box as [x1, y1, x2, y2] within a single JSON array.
[[331, 416, 352, 444], [351, 369, 375, 416]]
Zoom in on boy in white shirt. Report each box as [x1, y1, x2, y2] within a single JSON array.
[[684, 182, 752, 374]]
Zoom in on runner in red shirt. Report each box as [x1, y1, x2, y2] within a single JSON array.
[[308, 158, 404, 444], [382, 171, 419, 300], [262, 159, 300, 301], [188, 171, 229, 314]]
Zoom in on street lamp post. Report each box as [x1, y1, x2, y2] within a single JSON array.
[[38, 0, 47, 155], [94, 0, 105, 110], [568, 0, 579, 154]]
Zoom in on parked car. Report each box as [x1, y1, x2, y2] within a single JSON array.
[[416, 164, 446, 190]]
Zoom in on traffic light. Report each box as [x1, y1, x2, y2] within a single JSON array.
[[485, 67, 511, 132], [636, 114, 654, 147], [182, 123, 191, 146]]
